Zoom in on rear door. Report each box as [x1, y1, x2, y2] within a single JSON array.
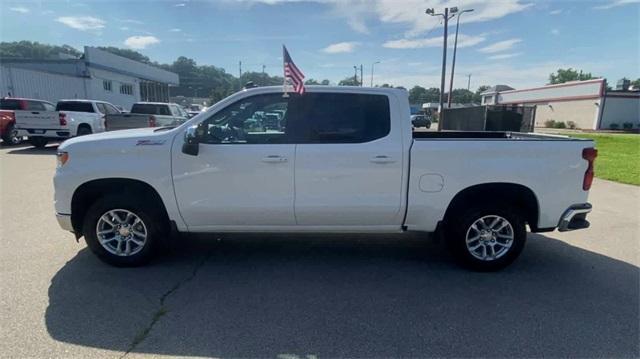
[[14, 100, 59, 131], [293, 92, 405, 227]]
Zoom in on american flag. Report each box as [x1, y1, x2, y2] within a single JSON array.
[[283, 45, 305, 94]]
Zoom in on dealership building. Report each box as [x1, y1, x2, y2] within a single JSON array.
[[481, 79, 640, 130], [0, 46, 179, 110]]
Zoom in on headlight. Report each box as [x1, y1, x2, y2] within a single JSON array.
[[56, 152, 69, 167]]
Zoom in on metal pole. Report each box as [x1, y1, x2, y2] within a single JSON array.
[[354, 66, 358, 85], [360, 64, 363, 86], [448, 9, 473, 108], [370, 61, 380, 87], [438, 7, 449, 129], [467, 74, 471, 91]]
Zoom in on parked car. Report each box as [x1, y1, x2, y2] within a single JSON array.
[[54, 86, 597, 270], [105, 102, 189, 131], [411, 114, 431, 129], [0, 97, 55, 145], [14, 99, 119, 148]]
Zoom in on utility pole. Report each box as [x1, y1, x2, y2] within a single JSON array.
[[239, 61, 242, 80], [360, 64, 363, 86], [371, 61, 380, 87], [353, 65, 358, 85], [262, 64, 266, 75], [467, 74, 472, 91], [426, 7, 457, 129], [448, 8, 474, 108]]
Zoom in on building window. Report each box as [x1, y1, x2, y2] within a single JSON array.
[[120, 83, 133, 96], [103, 80, 112, 92]]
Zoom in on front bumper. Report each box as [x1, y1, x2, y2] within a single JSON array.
[[56, 213, 74, 232], [558, 203, 592, 232]]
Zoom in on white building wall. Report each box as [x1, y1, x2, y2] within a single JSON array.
[[0, 65, 87, 102], [599, 96, 640, 129], [87, 67, 141, 110], [498, 79, 604, 104]]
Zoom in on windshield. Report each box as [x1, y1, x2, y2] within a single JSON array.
[[0, 99, 23, 110]]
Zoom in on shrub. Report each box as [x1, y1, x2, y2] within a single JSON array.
[[622, 122, 633, 130], [554, 121, 567, 129], [567, 121, 577, 129], [610, 123, 619, 130], [544, 120, 556, 128]]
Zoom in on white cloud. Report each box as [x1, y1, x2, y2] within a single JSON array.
[[174, 3, 186, 6], [119, 18, 144, 24], [550, 28, 560, 35], [593, 0, 640, 10], [169, 28, 182, 32], [322, 42, 359, 53], [488, 52, 522, 60], [549, 9, 563, 15], [384, 33, 486, 49], [9, 6, 29, 13], [124, 35, 160, 49], [56, 16, 106, 31], [478, 38, 522, 53], [119, 26, 130, 31]]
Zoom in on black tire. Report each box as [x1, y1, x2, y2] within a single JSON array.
[[76, 125, 92, 136], [1, 123, 22, 145], [83, 194, 166, 267], [446, 204, 526, 271], [29, 137, 48, 148]]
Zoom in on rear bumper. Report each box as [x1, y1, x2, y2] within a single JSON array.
[[56, 213, 74, 232], [16, 129, 70, 138], [558, 203, 592, 232]]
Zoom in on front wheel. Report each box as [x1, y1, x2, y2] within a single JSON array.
[[83, 195, 166, 266], [446, 205, 526, 271]]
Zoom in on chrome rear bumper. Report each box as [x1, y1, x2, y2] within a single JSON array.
[[558, 203, 592, 232]]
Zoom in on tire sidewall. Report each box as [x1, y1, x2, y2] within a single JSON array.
[[77, 126, 92, 136], [447, 205, 526, 271], [83, 195, 162, 266], [2, 123, 21, 145]]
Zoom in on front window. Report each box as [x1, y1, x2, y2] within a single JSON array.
[[199, 94, 290, 144]]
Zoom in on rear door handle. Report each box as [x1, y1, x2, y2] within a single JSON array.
[[370, 155, 396, 164], [262, 155, 288, 163]]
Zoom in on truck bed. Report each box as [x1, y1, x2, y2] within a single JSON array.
[[413, 131, 589, 141]]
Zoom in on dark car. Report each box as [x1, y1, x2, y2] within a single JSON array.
[[411, 114, 431, 129]]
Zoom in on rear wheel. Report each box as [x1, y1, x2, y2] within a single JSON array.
[[29, 137, 48, 148], [77, 125, 92, 136], [446, 204, 526, 271], [1, 123, 21, 145], [83, 195, 166, 266]]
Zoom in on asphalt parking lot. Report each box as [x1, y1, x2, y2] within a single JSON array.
[[1, 143, 638, 358]]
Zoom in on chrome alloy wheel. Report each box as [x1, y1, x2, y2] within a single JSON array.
[[96, 209, 147, 256], [465, 215, 514, 261]]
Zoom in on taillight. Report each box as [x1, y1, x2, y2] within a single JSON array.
[[582, 147, 597, 190], [148, 115, 156, 127], [59, 112, 67, 126]]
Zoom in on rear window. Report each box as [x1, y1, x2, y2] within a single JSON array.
[[292, 93, 390, 143], [56, 102, 95, 113], [131, 104, 171, 115], [0, 99, 24, 110]]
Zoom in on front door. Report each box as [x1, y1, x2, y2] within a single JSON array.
[[172, 93, 296, 230]]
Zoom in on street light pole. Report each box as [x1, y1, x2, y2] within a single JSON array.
[[353, 65, 358, 85], [426, 7, 456, 130], [448, 9, 474, 108], [370, 61, 380, 87]]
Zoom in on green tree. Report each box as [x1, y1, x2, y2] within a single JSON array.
[[549, 68, 595, 84], [0, 41, 81, 59], [408, 86, 440, 104], [338, 77, 360, 86], [449, 89, 475, 104], [320, 79, 330, 85], [305, 79, 320, 85], [630, 78, 640, 90]]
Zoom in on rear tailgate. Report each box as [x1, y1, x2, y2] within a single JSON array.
[[14, 110, 61, 131], [106, 113, 151, 131]]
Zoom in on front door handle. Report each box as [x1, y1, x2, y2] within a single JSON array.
[[262, 155, 288, 163], [370, 155, 395, 164]]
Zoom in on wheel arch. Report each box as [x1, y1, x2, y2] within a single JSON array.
[[71, 178, 169, 236], [442, 182, 541, 231]]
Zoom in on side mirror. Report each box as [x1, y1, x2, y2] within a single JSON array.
[[182, 125, 200, 156]]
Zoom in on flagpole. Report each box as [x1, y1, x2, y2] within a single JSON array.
[[282, 45, 289, 98]]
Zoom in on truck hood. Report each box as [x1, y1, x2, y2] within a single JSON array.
[[58, 127, 179, 153]]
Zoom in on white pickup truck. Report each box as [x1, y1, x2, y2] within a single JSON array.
[[54, 86, 597, 270], [15, 99, 119, 148]]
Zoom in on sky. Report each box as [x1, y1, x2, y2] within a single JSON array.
[[1, 0, 639, 90]]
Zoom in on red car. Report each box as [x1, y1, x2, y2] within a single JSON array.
[[0, 98, 56, 145]]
